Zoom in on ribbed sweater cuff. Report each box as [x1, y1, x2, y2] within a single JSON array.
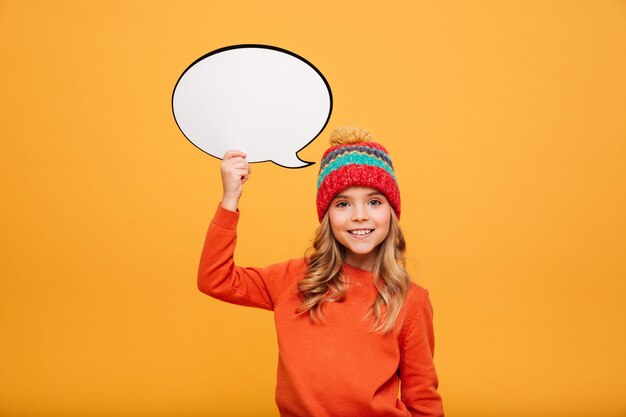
[[211, 203, 240, 230]]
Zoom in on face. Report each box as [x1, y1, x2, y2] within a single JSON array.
[[328, 186, 392, 271]]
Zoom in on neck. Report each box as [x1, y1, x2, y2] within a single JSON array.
[[343, 252, 377, 272]]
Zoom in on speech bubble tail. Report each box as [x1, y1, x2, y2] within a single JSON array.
[[272, 153, 315, 169]]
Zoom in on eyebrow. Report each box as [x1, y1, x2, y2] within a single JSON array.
[[333, 191, 383, 199]]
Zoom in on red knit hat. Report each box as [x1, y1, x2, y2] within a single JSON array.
[[316, 127, 401, 222]]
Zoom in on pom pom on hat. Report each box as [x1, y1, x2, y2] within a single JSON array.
[[316, 127, 401, 222], [329, 127, 374, 145]]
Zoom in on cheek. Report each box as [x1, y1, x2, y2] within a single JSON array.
[[328, 210, 346, 227], [328, 214, 341, 235], [377, 214, 392, 237], [382, 224, 391, 239], [376, 209, 392, 226]]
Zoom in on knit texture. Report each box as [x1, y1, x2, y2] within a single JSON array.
[[316, 132, 401, 222], [198, 204, 443, 417]]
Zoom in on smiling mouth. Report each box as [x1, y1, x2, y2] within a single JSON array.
[[349, 229, 373, 236]]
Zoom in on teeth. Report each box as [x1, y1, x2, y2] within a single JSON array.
[[350, 230, 372, 235]]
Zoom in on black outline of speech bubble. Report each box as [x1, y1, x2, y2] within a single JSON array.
[[172, 44, 333, 168]]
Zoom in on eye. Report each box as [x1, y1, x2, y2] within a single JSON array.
[[335, 201, 349, 208], [368, 199, 382, 206]]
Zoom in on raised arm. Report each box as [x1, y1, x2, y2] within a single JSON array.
[[198, 203, 279, 310], [196, 150, 275, 309]]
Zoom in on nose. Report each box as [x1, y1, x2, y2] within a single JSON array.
[[352, 205, 369, 222]]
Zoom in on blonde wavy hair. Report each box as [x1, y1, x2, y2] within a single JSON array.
[[296, 209, 410, 334]]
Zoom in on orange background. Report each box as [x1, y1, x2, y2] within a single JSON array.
[[1, 1, 625, 416]]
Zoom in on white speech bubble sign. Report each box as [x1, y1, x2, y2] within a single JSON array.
[[172, 44, 333, 168]]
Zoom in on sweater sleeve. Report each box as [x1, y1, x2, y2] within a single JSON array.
[[197, 203, 299, 311], [399, 288, 444, 417]]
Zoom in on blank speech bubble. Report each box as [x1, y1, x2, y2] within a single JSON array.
[[172, 44, 333, 168]]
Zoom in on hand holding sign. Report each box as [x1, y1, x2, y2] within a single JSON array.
[[172, 45, 333, 168], [219, 150, 251, 211]]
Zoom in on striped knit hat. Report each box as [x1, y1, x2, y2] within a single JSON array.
[[316, 127, 400, 222]]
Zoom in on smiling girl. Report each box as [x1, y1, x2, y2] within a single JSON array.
[[198, 127, 444, 416]]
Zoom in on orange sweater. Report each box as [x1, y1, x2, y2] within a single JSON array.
[[198, 204, 444, 417]]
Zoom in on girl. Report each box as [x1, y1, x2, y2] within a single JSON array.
[[198, 127, 444, 417]]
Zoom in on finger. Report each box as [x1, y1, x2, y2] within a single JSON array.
[[223, 150, 247, 160], [229, 168, 251, 178], [222, 160, 250, 173], [226, 160, 252, 174], [225, 158, 249, 168]]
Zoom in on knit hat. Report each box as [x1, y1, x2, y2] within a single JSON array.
[[316, 127, 401, 222]]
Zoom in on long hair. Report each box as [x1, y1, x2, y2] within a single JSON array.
[[297, 209, 410, 334]]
